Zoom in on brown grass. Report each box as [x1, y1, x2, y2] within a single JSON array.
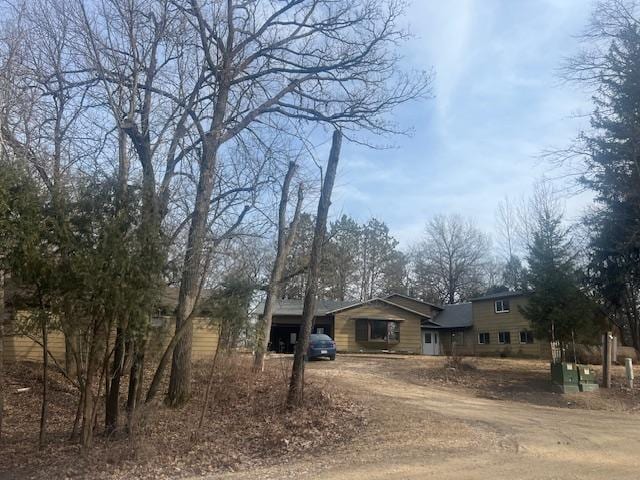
[[0, 354, 365, 479], [406, 356, 640, 412]]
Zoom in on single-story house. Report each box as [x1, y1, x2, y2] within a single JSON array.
[[258, 291, 553, 358], [1, 287, 219, 364]]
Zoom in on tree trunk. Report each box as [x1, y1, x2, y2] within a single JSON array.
[[254, 162, 302, 372], [105, 325, 125, 434], [39, 311, 48, 448], [168, 76, 231, 406], [126, 340, 144, 430], [0, 269, 4, 440], [287, 130, 341, 407]]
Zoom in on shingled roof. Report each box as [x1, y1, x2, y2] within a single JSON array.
[[255, 298, 360, 317], [425, 302, 473, 329]]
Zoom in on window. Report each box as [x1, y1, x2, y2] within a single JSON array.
[[316, 327, 325, 334], [498, 331, 511, 344], [370, 320, 388, 341], [355, 319, 400, 343], [520, 330, 534, 344], [478, 332, 490, 344], [495, 299, 510, 313], [451, 331, 464, 345], [424, 332, 432, 344]]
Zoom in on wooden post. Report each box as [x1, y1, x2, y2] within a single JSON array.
[[602, 331, 612, 389]]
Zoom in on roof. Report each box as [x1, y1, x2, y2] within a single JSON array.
[[327, 297, 432, 319], [425, 302, 473, 329], [469, 291, 529, 302], [256, 298, 359, 317], [257, 296, 436, 320], [384, 293, 444, 311], [158, 287, 215, 314]]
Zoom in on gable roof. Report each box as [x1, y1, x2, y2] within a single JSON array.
[[326, 297, 433, 319], [469, 291, 529, 302], [256, 298, 359, 317], [425, 302, 473, 329], [385, 293, 444, 311]]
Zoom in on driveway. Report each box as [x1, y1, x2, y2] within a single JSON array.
[[213, 355, 640, 480]]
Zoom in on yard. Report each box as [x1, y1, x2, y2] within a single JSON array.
[[2, 354, 640, 479], [218, 354, 640, 480]]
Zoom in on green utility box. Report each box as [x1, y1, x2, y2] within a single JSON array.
[[577, 365, 599, 392], [551, 362, 580, 393]]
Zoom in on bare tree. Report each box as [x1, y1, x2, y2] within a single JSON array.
[[288, 130, 341, 407], [413, 214, 489, 304], [253, 161, 304, 372], [163, 0, 430, 405]]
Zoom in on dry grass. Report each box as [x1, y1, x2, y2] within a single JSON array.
[[405, 356, 640, 412], [0, 354, 366, 479]]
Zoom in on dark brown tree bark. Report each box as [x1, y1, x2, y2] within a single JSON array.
[[39, 308, 48, 448], [254, 162, 304, 372], [287, 130, 342, 407], [105, 325, 125, 435], [105, 130, 129, 435]]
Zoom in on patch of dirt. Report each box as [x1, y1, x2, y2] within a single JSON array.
[[404, 356, 640, 411], [0, 355, 366, 479], [215, 354, 640, 480]]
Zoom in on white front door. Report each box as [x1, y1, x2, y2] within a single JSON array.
[[422, 330, 440, 355]]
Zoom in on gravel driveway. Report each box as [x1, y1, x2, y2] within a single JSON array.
[[211, 354, 640, 480]]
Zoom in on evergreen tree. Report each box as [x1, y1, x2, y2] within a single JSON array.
[[568, 3, 640, 349], [520, 208, 601, 348]]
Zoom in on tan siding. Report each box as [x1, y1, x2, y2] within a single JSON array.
[[385, 295, 439, 318], [438, 329, 475, 356], [3, 311, 219, 363], [147, 316, 219, 361], [471, 296, 549, 358], [334, 301, 422, 353]]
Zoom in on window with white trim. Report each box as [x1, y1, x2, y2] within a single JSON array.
[[494, 299, 510, 313], [478, 332, 490, 344]]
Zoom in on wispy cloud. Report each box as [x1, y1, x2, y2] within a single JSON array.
[[332, 0, 596, 248]]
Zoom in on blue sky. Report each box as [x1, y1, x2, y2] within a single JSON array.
[[330, 0, 595, 247]]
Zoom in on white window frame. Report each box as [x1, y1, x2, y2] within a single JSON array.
[[494, 299, 510, 313], [498, 331, 511, 344]]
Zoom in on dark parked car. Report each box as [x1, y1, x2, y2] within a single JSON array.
[[307, 333, 336, 360]]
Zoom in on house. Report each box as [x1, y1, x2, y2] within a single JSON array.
[[421, 291, 550, 358], [259, 291, 552, 358], [260, 295, 440, 354], [1, 287, 219, 364]]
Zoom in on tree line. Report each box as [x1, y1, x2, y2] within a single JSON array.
[[0, 0, 430, 447]]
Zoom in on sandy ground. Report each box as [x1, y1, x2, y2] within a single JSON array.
[[210, 355, 640, 480]]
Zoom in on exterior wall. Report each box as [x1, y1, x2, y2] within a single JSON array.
[[334, 301, 422, 354], [438, 328, 475, 356], [385, 294, 440, 318], [471, 296, 549, 358], [3, 311, 219, 363], [147, 316, 219, 361]]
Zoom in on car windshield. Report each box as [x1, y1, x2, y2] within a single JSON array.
[[310, 334, 332, 342]]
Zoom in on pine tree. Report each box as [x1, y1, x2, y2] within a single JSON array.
[[520, 208, 601, 348], [570, 4, 640, 350]]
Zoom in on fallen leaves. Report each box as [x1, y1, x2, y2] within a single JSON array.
[[0, 355, 366, 479]]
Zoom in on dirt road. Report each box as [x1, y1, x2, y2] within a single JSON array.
[[214, 355, 640, 480]]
